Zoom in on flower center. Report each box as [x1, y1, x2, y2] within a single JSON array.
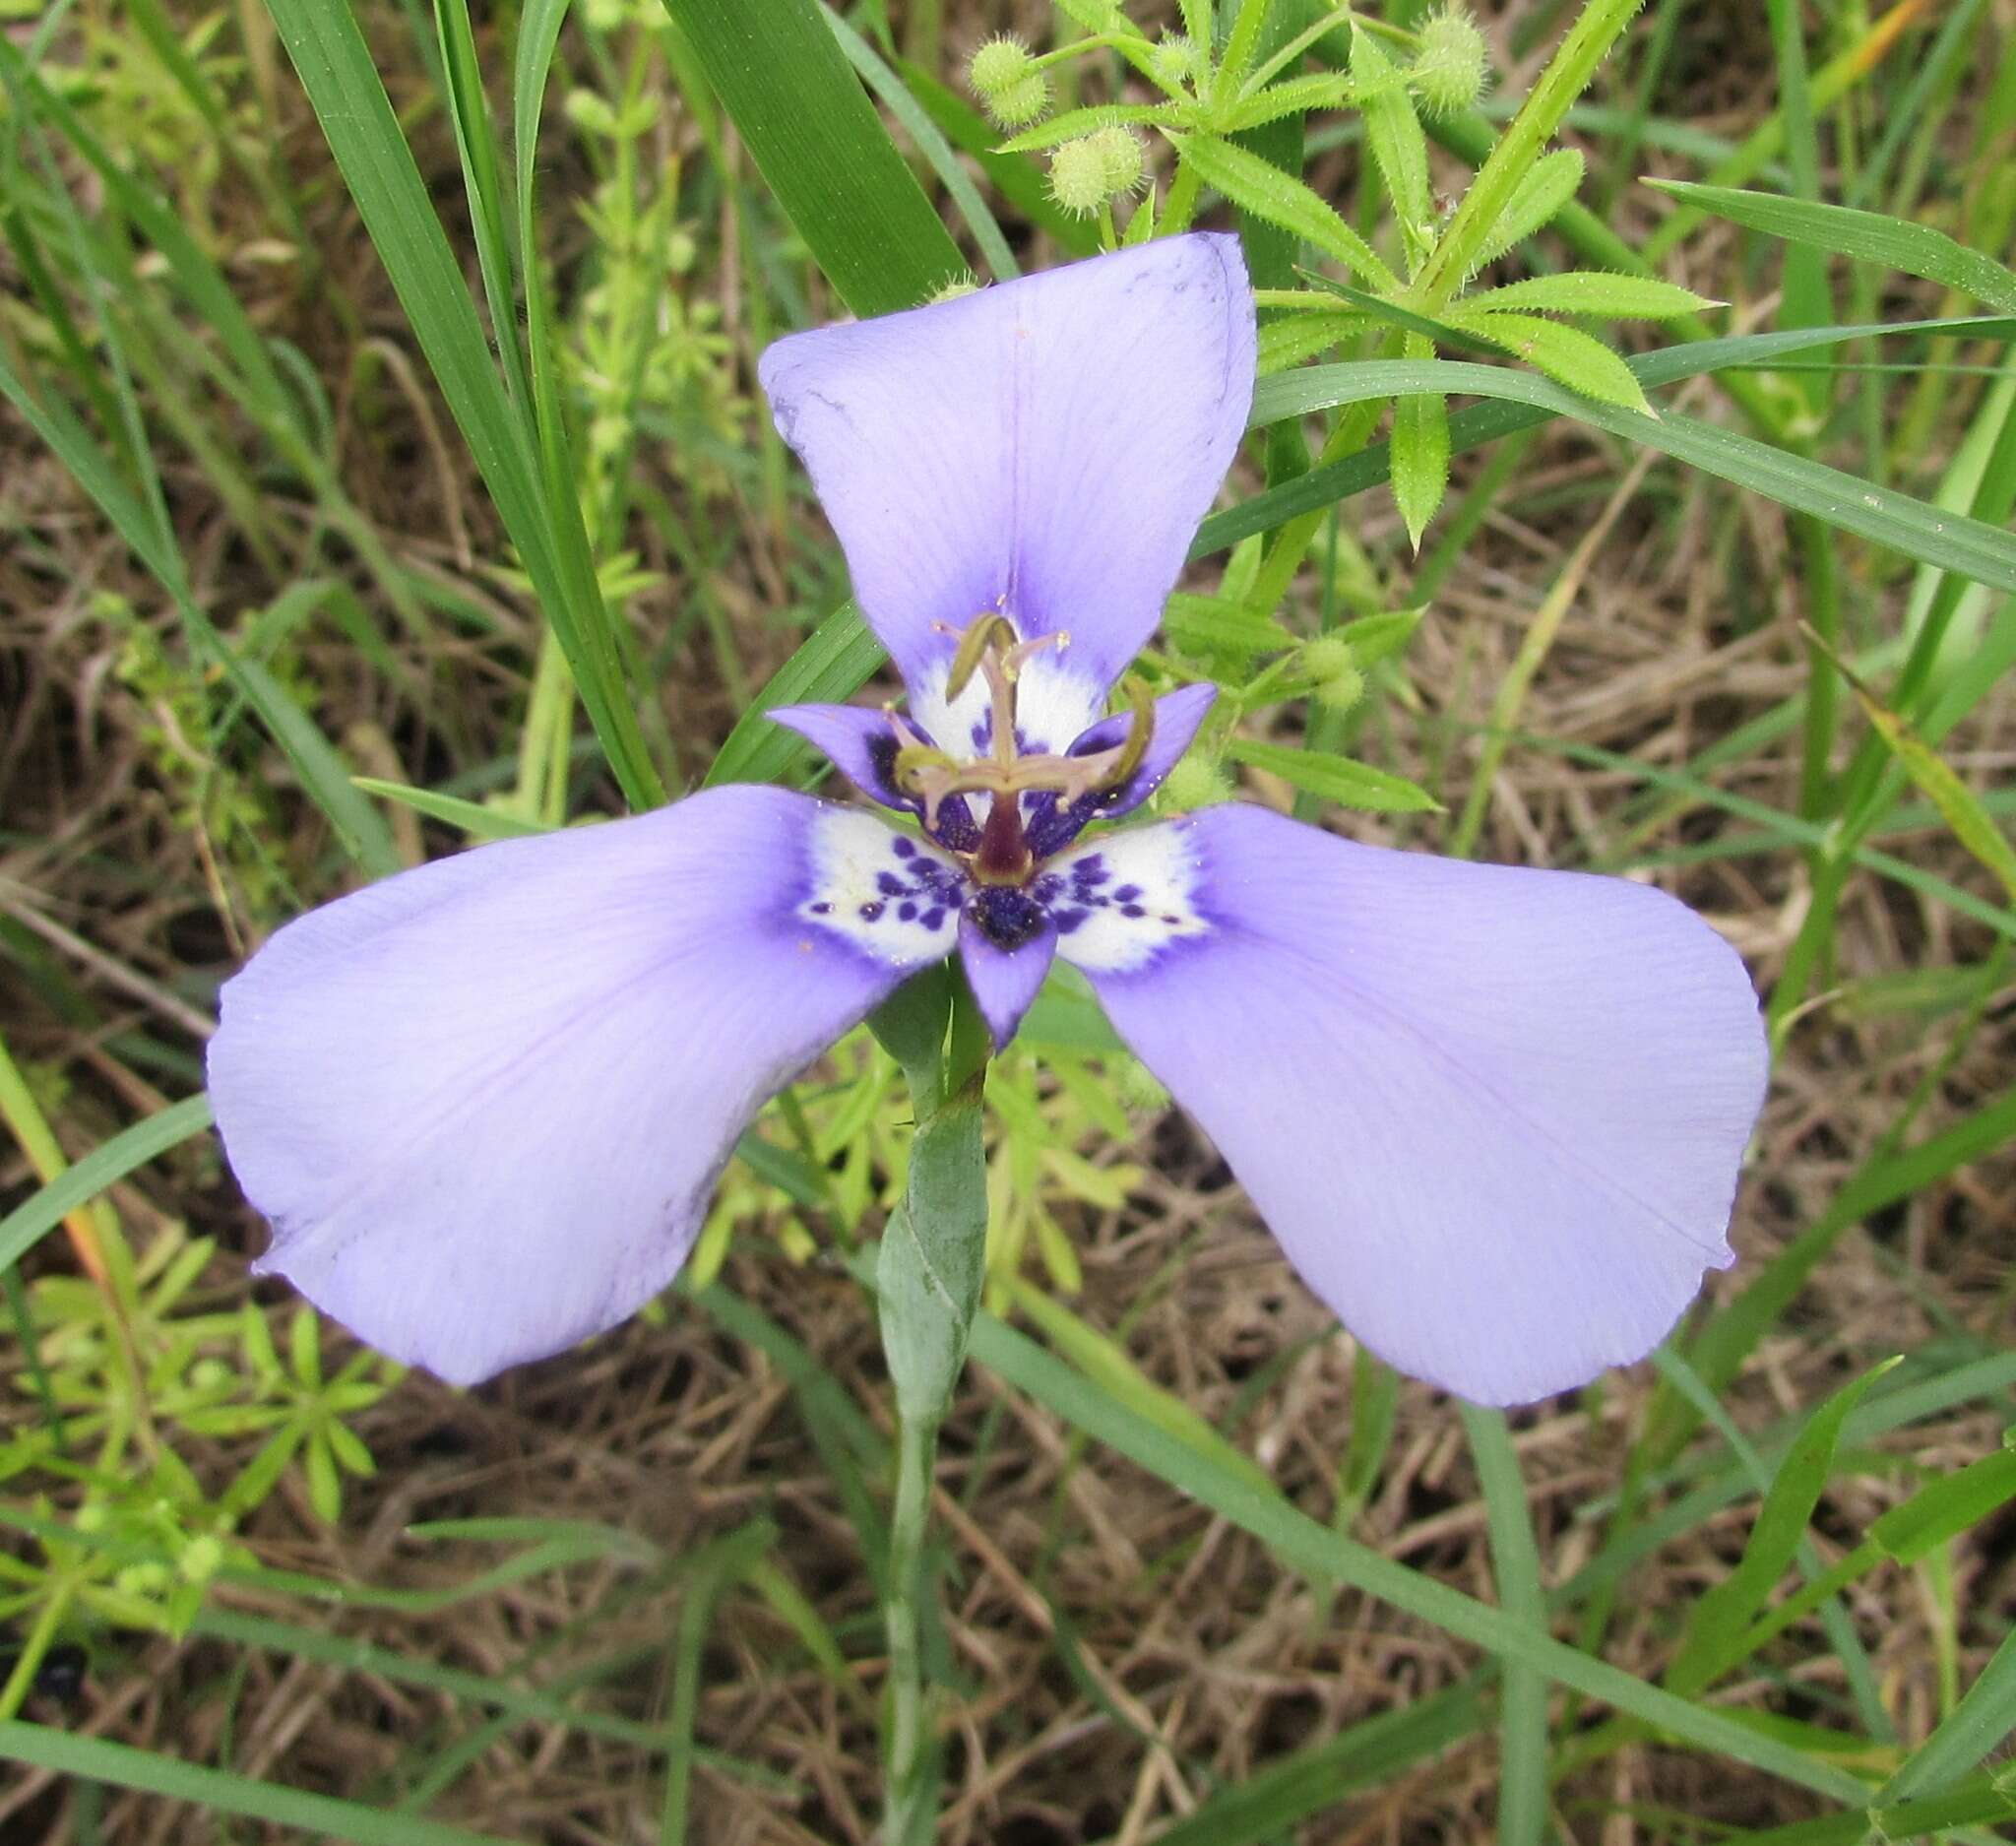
[[892, 613, 1153, 889]]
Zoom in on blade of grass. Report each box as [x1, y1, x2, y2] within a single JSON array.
[[1201, 313, 2016, 554], [661, 0, 965, 318], [0, 1722, 519, 1846], [1250, 355, 2016, 594], [1458, 1406, 1549, 1846], [260, 0, 664, 809], [823, 6, 1017, 284]]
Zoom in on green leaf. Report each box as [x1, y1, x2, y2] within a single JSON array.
[[0, 1096, 214, 1274], [1461, 273, 1718, 318], [0, 1722, 519, 1846], [1006, 1278, 1276, 1500], [1665, 1358, 1900, 1697], [1390, 333, 1449, 546], [995, 102, 1178, 154], [1216, 72, 1358, 133], [1353, 24, 1431, 272], [1469, 148, 1585, 272], [259, 0, 664, 810], [1444, 309, 1653, 413], [661, 0, 965, 317], [1168, 133, 1401, 290], [1257, 308, 1369, 373], [703, 603, 887, 790], [877, 1082, 987, 1423], [823, 6, 1017, 283], [1845, 677, 2016, 905], [1209, 314, 2016, 557], [1245, 350, 2016, 595], [1333, 607, 1424, 667], [1649, 180, 2016, 315], [349, 779, 548, 842], [1225, 738, 1442, 812], [1162, 592, 1295, 658]]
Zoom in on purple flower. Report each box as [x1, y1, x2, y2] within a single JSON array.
[[207, 235, 1767, 1404]]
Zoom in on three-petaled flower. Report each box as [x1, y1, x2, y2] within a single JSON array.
[[209, 234, 1767, 1406]]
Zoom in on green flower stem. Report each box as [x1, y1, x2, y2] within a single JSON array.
[[880, 1408, 939, 1844], [870, 976, 990, 1842]]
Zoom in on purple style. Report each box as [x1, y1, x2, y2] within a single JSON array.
[[207, 235, 1768, 1405]]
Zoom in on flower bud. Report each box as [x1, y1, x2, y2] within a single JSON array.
[[1147, 32, 1208, 91], [1297, 635, 1355, 682], [969, 35, 1049, 129], [1115, 1056, 1171, 1113], [1315, 664, 1366, 712], [563, 89, 618, 137], [1090, 125, 1146, 198], [1047, 127, 1144, 217], [1047, 135, 1112, 217], [1159, 753, 1232, 810], [1411, 6, 1488, 117]]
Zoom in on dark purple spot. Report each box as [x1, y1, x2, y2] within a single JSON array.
[[810, 901, 831, 915], [1053, 908, 1086, 934], [892, 836, 915, 859], [920, 907, 945, 930], [1113, 884, 1142, 903], [969, 885, 1047, 951], [877, 870, 908, 897], [1162, 913, 1180, 925], [859, 902, 884, 922], [1074, 857, 1108, 884], [1121, 905, 1146, 919], [899, 902, 917, 922]]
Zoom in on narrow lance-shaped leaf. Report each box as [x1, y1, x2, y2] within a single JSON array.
[[1390, 330, 1449, 546], [1225, 737, 1442, 812], [1469, 148, 1585, 273], [1665, 1357, 1900, 1696], [1462, 273, 1719, 318], [1649, 179, 2016, 315], [1169, 132, 1401, 291], [1354, 23, 1432, 273], [1443, 307, 1653, 414]]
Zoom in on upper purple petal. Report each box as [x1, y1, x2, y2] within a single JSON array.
[[1056, 806, 1769, 1406], [758, 235, 1256, 707], [207, 788, 956, 1385]]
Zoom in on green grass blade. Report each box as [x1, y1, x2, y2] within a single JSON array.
[[0, 1096, 212, 1273], [1650, 181, 2016, 314], [1203, 313, 2016, 554], [260, 0, 664, 810], [0, 1722, 518, 1846], [703, 603, 887, 789], [1251, 356, 2016, 593], [661, 0, 965, 317], [824, 7, 1017, 283], [1459, 1406, 1549, 1846], [1876, 1623, 2016, 1804], [0, 346, 401, 877], [1666, 1359, 1900, 1697], [960, 1308, 1871, 1805], [1647, 1085, 2016, 1465]]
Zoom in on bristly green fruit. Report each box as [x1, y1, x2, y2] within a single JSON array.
[[970, 35, 1049, 129], [1411, 5, 1489, 116]]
